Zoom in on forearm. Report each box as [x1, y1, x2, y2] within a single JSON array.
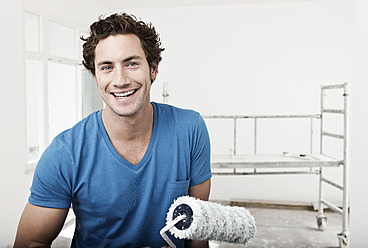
[[14, 239, 51, 248]]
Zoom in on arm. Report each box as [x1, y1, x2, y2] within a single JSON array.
[[188, 178, 211, 201], [14, 203, 69, 248], [185, 178, 211, 248]]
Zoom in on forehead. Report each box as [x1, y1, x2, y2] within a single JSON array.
[[94, 34, 145, 62]]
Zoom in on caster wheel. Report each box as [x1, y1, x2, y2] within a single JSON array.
[[338, 232, 348, 247], [317, 216, 327, 231]]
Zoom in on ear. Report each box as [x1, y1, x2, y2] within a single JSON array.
[[150, 63, 158, 81]]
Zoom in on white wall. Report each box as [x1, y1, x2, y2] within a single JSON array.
[[23, 0, 106, 29], [350, 0, 368, 246], [0, 1, 110, 246], [0, 1, 30, 245], [130, 1, 354, 203]]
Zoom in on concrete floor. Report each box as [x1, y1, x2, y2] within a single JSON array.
[[53, 205, 342, 248], [210, 207, 342, 248]]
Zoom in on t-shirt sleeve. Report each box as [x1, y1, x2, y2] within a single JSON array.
[[189, 114, 212, 186], [29, 139, 73, 209]]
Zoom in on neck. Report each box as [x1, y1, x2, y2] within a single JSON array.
[[102, 103, 154, 142]]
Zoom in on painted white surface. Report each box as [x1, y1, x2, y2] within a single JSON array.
[[0, 0, 30, 245], [350, 0, 368, 246]]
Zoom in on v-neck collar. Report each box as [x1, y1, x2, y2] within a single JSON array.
[[97, 103, 158, 171]]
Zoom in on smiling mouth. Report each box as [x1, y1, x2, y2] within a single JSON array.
[[112, 89, 137, 98]]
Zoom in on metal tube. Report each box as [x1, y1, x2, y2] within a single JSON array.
[[318, 85, 325, 217], [322, 131, 344, 139], [310, 117, 314, 154], [160, 215, 186, 248], [234, 118, 237, 155], [254, 118, 257, 155], [321, 84, 345, 90], [309, 117, 314, 172], [321, 199, 343, 215], [162, 82, 169, 103], [342, 82, 349, 235], [322, 109, 344, 114], [212, 170, 320, 176], [321, 176, 343, 190]]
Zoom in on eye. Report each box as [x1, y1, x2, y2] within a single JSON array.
[[127, 61, 139, 68], [101, 65, 112, 71]]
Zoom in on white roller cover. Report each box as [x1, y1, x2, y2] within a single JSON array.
[[162, 196, 256, 245]]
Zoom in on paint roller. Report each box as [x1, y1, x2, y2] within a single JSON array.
[[160, 196, 256, 247]]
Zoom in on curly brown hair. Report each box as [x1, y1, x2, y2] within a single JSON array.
[[81, 13, 165, 75]]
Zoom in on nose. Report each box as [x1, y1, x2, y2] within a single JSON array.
[[113, 66, 130, 87]]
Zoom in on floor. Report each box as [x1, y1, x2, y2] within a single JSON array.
[[52, 204, 343, 248], [210, 207, 342, 248]]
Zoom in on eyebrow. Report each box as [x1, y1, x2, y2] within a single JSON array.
[[96, 55, 144, 67], [123, 55, 143, 63]]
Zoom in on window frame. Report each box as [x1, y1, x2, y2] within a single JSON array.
[[23, 8, 84, 172]]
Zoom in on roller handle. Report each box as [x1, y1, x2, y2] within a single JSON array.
[[160, 214, 187, 248]]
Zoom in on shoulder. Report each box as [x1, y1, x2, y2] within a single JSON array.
[[43, 111, 102, 163], [52, 111, 101, 145], [152, 102, 201, 124], [35, 111, 102, 177]]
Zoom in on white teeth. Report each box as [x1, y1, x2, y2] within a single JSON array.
[[114, 90, 135, 97]]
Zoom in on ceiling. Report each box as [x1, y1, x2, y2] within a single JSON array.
[[90, 0, 332, 10], [90, 0, 249, 10]]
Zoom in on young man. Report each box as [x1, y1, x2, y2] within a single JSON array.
[[14, 13, 211, 247]]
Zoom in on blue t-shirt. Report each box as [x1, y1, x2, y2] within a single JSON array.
[[29, 102, 212, 248]]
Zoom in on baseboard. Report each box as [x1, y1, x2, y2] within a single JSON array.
[[229, 199, 315, 211]]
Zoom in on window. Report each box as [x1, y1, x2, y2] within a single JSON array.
[[24, 10, 103, 169], [48, 20, 76, 60], [24, 12, 40, 53], [25, 59, 43, 162], [47, 62, 78, 143], [24, 11, 43, 165], [82, 68, 103, 118]]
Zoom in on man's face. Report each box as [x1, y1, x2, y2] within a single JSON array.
[[94, 34, 157, 118]]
